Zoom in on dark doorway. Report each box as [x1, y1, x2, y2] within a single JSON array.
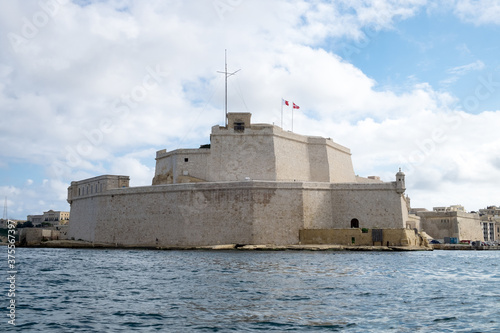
[[350, 218, 359, 228]]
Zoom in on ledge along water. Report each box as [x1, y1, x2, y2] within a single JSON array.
[[15, 239, 500, 251], [16, 239, 436, 251]]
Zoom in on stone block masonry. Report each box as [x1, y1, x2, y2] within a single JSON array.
[[67, 180, 408, 247]]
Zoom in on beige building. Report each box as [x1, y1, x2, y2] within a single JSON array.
[[43, 210, 70, 225], [67, 113, 419, 247], [0, 219, 23, 228], [28, 210, 70, 226], [27, 215, 43, 226], [414, 206, 483, 242], [433, 205, 465, 213], [479, 206, 499, 242]]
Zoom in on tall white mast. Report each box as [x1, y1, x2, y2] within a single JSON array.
[[217, 50, 240, 126]]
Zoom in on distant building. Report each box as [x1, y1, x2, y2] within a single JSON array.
[[27, 210, 70, 226], [432, 205, 465, 213], [0, 219, 9, 228], [0, 219, 23, 228], [42, 210, 70, 224], [414, 206, 483, 242], [478, 206, 500, 216], [27, 215, 43, 226], [478, 206, 499, 242]]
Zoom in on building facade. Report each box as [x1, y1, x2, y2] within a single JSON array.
[[479, 206, 500, 242], [27, 210, 70, 226], [415, 206, 483, 242], [27, 215, 44, 226]]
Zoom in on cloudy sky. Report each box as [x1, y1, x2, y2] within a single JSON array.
[[1, 0, 500, 219]]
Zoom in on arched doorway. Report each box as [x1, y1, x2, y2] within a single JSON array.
[[350, 218, 359, 228]]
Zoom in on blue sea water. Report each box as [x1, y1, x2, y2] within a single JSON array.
[[2, 248, 500, 332]]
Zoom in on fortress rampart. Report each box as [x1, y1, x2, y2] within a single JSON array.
[[67, 180, 408, 247]]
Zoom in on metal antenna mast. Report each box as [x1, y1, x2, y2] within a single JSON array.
[[3, 196, 7, 221], [217, 50, 240, 126]]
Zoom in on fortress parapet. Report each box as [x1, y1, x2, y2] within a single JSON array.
[[67, 175, 129, 203]]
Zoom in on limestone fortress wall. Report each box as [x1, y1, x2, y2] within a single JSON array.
[[67, 113, 411, 247], [67, 180, 408, 247]]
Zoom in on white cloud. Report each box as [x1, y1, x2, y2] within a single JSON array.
[[452, 0, 500, 25], [110, 153, 155, 187], [0, 186, 21, 198], [440, 60, 485, 86], [447, 60, 485, 75]]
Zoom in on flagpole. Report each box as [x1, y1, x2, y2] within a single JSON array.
[[224, 50, 228, 126], [280, 98, 283, 129], [292, 106, 294, 132]]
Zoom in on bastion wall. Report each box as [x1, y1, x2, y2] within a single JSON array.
[[303, 183, 408, 230], [67, 180, 407, 247]]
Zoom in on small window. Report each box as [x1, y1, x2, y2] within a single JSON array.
[[350, 218, 359, 228], [234, 122, 245, 132], [184, 158, 189, 162]]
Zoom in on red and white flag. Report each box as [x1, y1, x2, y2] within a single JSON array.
[[282, 99, 289, 106], [293, 103, 300, 109]]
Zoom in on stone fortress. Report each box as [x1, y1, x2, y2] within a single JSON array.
[[67, 113, 425, 248]]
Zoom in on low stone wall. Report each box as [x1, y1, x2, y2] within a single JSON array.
[[299, 228, 428, 247], [19, 228, 61, 246]]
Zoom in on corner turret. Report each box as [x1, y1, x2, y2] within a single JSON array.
[[396, 168, 406, 194]]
